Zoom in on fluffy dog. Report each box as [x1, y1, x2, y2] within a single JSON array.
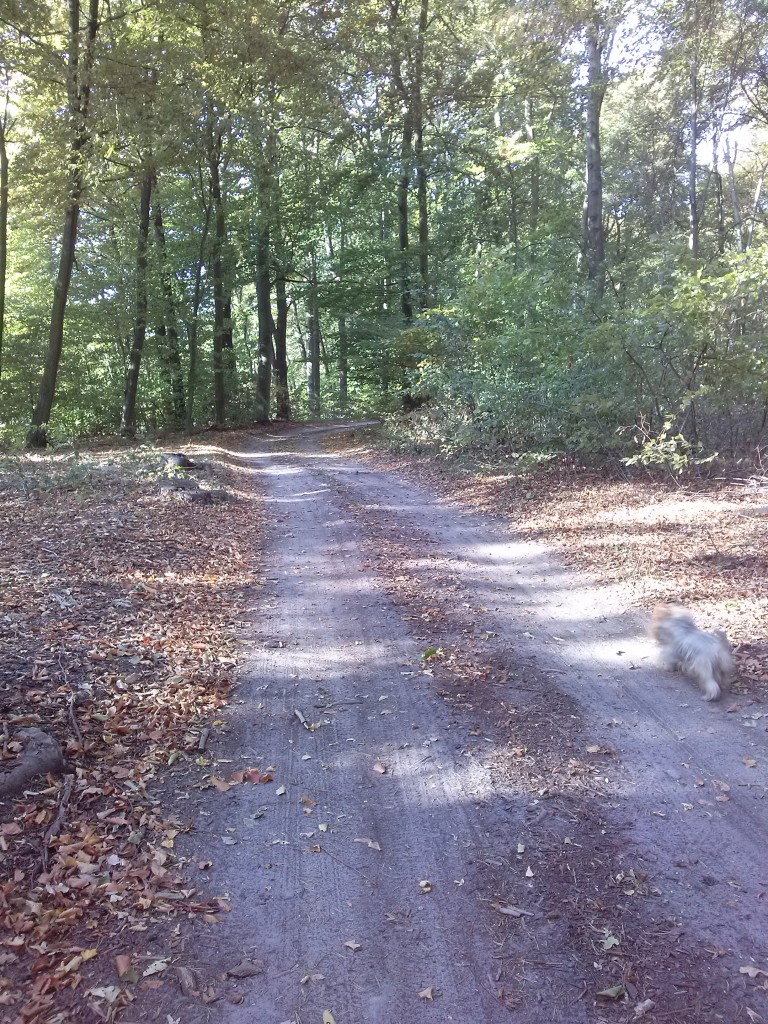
[[651, 604, 735, 702]]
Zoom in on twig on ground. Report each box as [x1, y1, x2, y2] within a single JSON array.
[[67, 693, 82, 743], [41, 775, 74, 872]]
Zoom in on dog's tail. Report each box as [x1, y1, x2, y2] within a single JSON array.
[[697, 671, 721, 701]]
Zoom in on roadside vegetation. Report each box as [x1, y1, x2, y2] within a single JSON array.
[[0, 1, 766, 466]]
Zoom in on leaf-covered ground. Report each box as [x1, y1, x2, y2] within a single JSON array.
[[326, 429, 768, 696], [0, 438, 264, 1022], [2, 424, 766, 1024]]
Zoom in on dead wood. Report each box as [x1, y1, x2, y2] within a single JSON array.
[[41, 774, 74, 871]]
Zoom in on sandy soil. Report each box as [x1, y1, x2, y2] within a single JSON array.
[[139, 424, 768, 1024]]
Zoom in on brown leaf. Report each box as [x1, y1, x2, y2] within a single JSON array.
[[115, 954, 133, 979], [226, 959, 264, 979], [175, 965, 199, 996]]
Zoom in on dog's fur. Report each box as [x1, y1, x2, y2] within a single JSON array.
[[651, 604, 736, 702]]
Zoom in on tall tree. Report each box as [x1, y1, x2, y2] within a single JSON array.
[[0, 80, 11, 379], [27, 0, 100, 448], [121, 162, 153, 434], [205, 99, 235, 428], [153, 198, 187, 424], [584, 6, 611, 297]]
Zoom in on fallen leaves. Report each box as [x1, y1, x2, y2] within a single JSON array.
[[354, 837, 381, 851], [596, 983, 626, 1001], [226, 959, 264, 979], [0, 443, 263, 1020], [741, 966, 768, 980]]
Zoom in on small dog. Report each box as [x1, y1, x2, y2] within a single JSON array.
[[651, 604, 736, 702]]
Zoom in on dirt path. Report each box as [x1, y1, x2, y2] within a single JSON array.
[[164, 425, 768, 1024]]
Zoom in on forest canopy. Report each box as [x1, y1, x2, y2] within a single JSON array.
[[1, 0, 767, 458]]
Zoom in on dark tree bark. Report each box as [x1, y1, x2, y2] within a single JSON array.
[[389, 0, 430, 319], [389, 0, 414, 322], [0, 94, 9, 379], [338, 314, 349, 411], [254, 219, 272, 422], [121, 164, 154, 435], [306, 251, 321, 417], [273, 274, 291, 420], [206, 106, 233, 428], [397, 114, 414, 321], [584, 13, 608, 299], [27, 0, 99, 448], [185, 179, 212, 432], [688, 61, 700, 258], [380, 207, 394, 313], [414, 0, 429, 308], [414, 122, 428, 308], [153, 201, 186, 424]]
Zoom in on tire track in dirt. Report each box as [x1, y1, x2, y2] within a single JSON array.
[[184, 430, 590, 1024], [168, 425, 767, 1024], [312, 434, 768, 1022]]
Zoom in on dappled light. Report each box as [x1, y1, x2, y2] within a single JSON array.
[[1, 425, 766, 1023]]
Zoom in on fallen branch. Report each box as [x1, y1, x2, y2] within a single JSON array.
[[41, 775, 74, 872], [67, 692, 83, 743]]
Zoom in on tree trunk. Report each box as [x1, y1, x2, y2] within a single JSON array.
[[381, 207, 394, 312], [584, 15, 607, 299], [338, 314, 349, 411], [207, 113, 233, 428], [723, 139, 743, 254], [0, 103, 8, 379], [398, 114, 414, 321], [121, 164, 153, 435], [688, 62, 700, 258], [415, 122, 429, 309], [746, 162, 767, 251], [27, 0, 99, 448], [414, 0, 429, 308], [273, 274, 291, 420], [185, 191, 211, 433], [306, 253, 321, 417], [254, 220, 272, 422], [524, 97, 540, 257], [153, 201, 186, 424]]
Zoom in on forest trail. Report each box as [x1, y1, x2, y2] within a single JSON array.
[[165, 424, 768, 1024]]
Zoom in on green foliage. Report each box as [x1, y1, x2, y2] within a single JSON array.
[[0, 0, 767, 453], [387, 238, 768, 458], [621, 417, 717, 473]]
